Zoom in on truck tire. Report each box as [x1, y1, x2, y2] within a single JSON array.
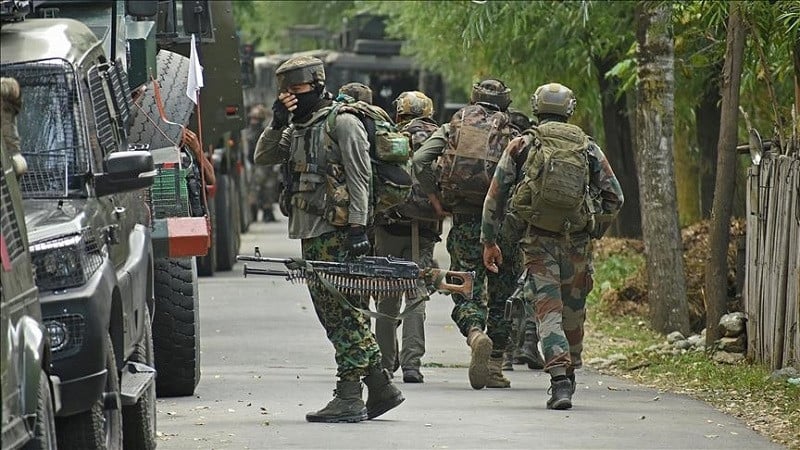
[[122, 305, 156, 450], [128, 50, 194, 150], [56, 334, 122, 450], [237, 168, 251, 233], [153, 257, 201, 397], [22, 370, 57, 450], [214, 174, 238, 271], [196, 198, 216, 277]]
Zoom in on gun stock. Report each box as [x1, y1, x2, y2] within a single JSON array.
[[423, 269, 475, 299]]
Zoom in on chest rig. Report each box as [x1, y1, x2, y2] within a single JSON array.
[[287, 107, 350, 226]]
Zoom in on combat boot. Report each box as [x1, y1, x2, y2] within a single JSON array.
[[466, 328, 493, 390], [518, 331, 545, 370], [502, 352, 514, 371], [305, 381, 368, 423], [362, 367, 405, 419], [546, 376, 573, 410], [486, 356, 511, 388]]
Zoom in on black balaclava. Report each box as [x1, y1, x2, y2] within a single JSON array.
[[291, 85, 325, 122]]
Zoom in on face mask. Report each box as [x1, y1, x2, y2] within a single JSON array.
[[291, 91, 320, 120]]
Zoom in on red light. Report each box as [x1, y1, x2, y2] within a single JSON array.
[[225, 105, 238, 116]]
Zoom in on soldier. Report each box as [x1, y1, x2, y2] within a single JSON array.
[[244, 104, 279, 222], [412, 79, 517, 390], [254, 56, 404, 423], [374, 91, 441, 383], [496, 109, 544, 370], [482, 83, 624, 409], [338, 82, 373, 104]]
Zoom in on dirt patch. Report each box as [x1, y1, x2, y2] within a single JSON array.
[[594, 219, 746, 331]]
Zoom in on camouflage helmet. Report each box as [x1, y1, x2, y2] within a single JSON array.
[[531, 83, 576, 118], [275, 55, 325, 91], [470, 78, 511, 111], [507, 109, 531, 132], [338, 82, 373, 104], [394, 91, 434, 119]]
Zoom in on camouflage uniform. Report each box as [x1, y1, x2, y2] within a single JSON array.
[[413, 115, 515, 354], [244, 107, 280, 219], [374, 113, 440, 377], [480, 124, 624, 376], [255, 104, 380, 380]]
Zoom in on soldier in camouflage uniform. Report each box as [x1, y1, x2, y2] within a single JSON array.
[[373, 91, 440, 384], [254, 56, 403, 423], [497, 110, 545, 373], [412, 79, 517, 390], [244, 104, 279, 222], [338, 82, 373, 104], [482, 83, 624, 409]]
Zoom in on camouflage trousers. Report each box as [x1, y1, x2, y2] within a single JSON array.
[[522, 233, 593, 372], [447, 218, 512, 354], [301, 229, 382, 380], [373, 223, 437, 371]]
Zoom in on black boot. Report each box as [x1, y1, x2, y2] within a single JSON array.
[[518, 330, 545, 370], [305, 381, 368, 423], [546, 376, 573, 410], [362, 367, 405, 419]]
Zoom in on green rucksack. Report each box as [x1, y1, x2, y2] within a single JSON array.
[[326, 101, 413, 220], [510, 121, 593, 235]]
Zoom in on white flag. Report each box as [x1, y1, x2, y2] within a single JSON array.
[[186, 34, 204, 104]]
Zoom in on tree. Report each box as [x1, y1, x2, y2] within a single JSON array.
[[704, 2, 746, 347], [635, 1, 690, 335]]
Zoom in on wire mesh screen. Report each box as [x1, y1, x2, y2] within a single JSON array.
[[149, 165, 189, 219], [29, 229, 104, 291], [0, 59, 89, 198], [87, 64, 116, 155]]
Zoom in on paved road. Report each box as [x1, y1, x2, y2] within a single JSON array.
[[155, 219, 781, 449]]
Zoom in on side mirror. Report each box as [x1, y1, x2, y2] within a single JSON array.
[[95, 151, 155, 196], [126, 0, 159, 18]]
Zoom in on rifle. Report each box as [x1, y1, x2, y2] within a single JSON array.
[[236, 247, 475, 300]]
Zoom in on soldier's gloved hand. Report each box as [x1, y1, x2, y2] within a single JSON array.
[[271, 98, 290, 129], [347, 226, 371, 257]]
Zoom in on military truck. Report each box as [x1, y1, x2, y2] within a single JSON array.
[[1, 120, 61, 450], [243, 13, 447, 123], [0, 5, 159, 448], [155, 0, 248, 274]]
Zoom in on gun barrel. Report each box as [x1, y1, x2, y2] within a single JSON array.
[[242, 265, 291, 278], [237, 255, 293, 264]]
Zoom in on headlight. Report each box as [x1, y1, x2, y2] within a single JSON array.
[[44, 314, 86, 357], [45, 321, 68, 351], [30, 232, 103, 291]]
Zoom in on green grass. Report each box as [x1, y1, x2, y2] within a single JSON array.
[[585, 250, 800, 448]]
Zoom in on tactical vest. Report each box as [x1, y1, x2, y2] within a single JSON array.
[[286, 106, 352, 227], [437, 104, 513, 213]]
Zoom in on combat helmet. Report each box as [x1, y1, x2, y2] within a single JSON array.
[[338, 82, 373, 104], [531, 83, 576, 118], [470, 79, 511, 111], [394, 91, 434, 119], [275, 55, 326, 92]]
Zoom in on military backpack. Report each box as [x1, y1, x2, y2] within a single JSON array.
[[437, 104, 512, 211], [326, 101, 413, 221], [510, 121, 593, 235]]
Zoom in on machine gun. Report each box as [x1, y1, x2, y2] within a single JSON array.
[[237, 247, 474, 300]]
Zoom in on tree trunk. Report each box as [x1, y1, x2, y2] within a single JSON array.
[[596, 63, 643, 238], [694, 73, 722, 218], [705, 3, 746, 347], [635, 1, 690, 335]]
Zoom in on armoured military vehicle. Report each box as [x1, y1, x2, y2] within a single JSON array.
[[1, 115, 61, 450], [242, 13, 447, 123], [0, 3, 159, 448]]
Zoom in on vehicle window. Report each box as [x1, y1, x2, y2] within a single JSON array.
[[0, 174, 24, 267], [0, 59, 89, 198]]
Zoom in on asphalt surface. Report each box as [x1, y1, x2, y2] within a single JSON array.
[[155, 218, 782, 450]]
